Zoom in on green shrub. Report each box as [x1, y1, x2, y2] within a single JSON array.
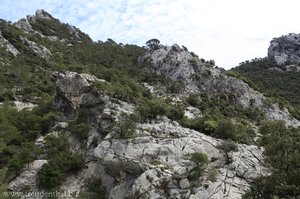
[[115, 113, 137, 138], [202, 69, 212, 78], [189, 152, 209, 181], [192, 73, 201, 81], [215, 119, 236, 139], [38, 135, 85, 189], [167, 105, 184, 121], [202, 120, 217, 135], [217, 140, 238, 153], [180, 117, 204, 132], [138, 98, 169, 120], [186, 94, 199, 107], [244, 120, 300, 198], [167, 82, 182, 94], [207, 167, 218, 182], [64, 152, 85, 172], [72, 123, 90, 140], [38, 163, 64, 189], [217, 140, 238, 164]]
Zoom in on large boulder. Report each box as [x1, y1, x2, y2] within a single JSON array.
[[52, 71, 104, 112]]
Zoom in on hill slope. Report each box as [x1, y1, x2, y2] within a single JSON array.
[[0, 10, 299, 199]]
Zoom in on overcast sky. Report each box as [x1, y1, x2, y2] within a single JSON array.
[[1, 0, 300, 69]]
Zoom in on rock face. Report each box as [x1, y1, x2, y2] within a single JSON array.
[[20, 36, 51, 58], [143, 44, 265, 108], [0, 31, 20, 56], [14, 9, 86, 43], [143, 44, 300, 127], [95, 117, 269, 199], [52, 71, 105, 111], [7, 160, 48, 191], [268, 33, 300, 66]]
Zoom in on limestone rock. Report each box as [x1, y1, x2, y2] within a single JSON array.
[[142, 43, 300, 127], [35, 9, 53, 20], [142, 43, 264, 108], [13, 101, 37, 111], [0, 31, 20, 56], [14, 17, 36, 34], [20, 36, 51, 58], [7, 160, 48, 192], [179, 178, 190, 189], [268, 33, 300, 66], [52, 71, 104, 111], [94, 117, 269, 199]]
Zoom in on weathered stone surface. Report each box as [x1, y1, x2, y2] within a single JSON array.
[[52, 71, 104, 111], [179, 178, 190, 189], [7, 160, 48, 191], [13, 101, 37, 111], [268, 33, 300, 66], [0, 31, 20, 56], [20, 36, 51, 58], [94, 117, 268, 199], [14, 17, 36, 34]]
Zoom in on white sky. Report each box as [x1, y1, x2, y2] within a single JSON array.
[[1, 0, 300, 69]]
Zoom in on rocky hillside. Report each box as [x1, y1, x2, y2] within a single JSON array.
[[0, 10, 300, 199]]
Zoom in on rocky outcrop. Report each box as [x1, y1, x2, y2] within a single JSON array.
[[143, 44, 300, 127], [35, 9, 53, 20], [52, 71, 105, 111], [0, 31, 20, 56], [268, 33, 300, 66], [15, 9, 86, 43], [20, 36, 51, 58], [15, 18, 36, 34], [94, 116, 269, 199], [7, 160, 48, 192], [142, 44, 265, 108]]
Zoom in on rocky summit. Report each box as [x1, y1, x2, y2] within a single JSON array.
[[268, 33, 300, 66], [0, 10, 300, 199]]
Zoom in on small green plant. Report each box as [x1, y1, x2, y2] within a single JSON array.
[[189, 152, 209, 181], [217, 140, 238, 164], [207, 167, 218, 182], [202, 69, 212, 78], [71, 123, 90, 140], [186, 94, 199, 107], [115, 112, 137, 138], [215, 119, 236, 139]]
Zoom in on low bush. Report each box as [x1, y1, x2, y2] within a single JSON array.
[[189, 152, 209, 181]]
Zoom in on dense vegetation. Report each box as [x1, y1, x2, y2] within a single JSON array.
[[0, 98, 55, 185], [243, 121, 300, 199]]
